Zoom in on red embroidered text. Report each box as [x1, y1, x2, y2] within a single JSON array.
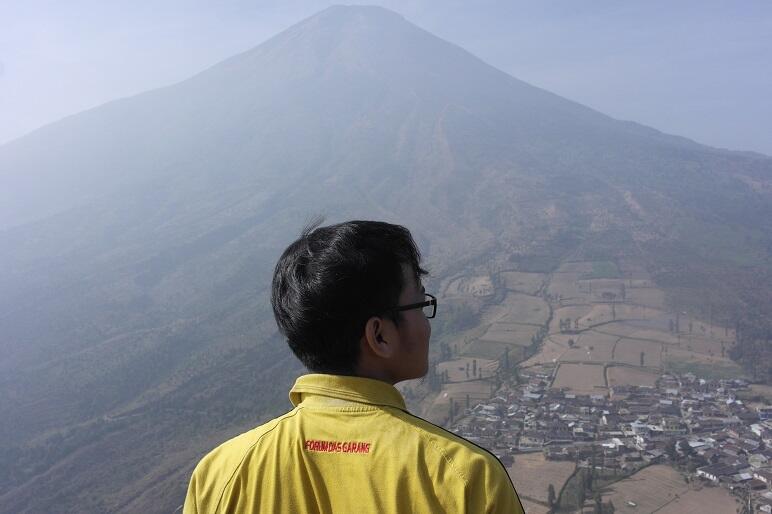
[[303, 440, 372, 454]]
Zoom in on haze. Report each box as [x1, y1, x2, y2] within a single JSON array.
[[1, 4, 771, 512], [2, 0, 771, 156]]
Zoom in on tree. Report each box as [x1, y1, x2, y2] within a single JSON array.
[[548, 483, 556, 508], [578, 483, 586, 511], [594, 492, 603, 514], [680, 439, 695, 459], [665, 439, 678, 461]]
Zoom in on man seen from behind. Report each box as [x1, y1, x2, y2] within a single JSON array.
[[184, 220, 524, 513]]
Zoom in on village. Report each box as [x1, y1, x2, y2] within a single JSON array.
[[404, 260, 769, 512], [449, 368, 772, 513]]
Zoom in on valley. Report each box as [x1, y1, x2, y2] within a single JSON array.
[[405, 255, 752, 513]]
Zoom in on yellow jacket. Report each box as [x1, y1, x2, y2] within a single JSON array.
[[184, 374, 523, 513]]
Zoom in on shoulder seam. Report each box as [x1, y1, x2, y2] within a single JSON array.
[[213, 407, 304, 513], [400, 410, 525, 512], [398, 409, 519, 490]]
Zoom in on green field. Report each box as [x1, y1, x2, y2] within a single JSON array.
[[581, 261, 621, 279], [664, 357, 746, 380]]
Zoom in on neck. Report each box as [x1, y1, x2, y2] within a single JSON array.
[[354, 361, 400, 385]]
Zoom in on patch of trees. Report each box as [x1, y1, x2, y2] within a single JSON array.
[[559, 318, 580, 333], [432, 302, 480, 339]]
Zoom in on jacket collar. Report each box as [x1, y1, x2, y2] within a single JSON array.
[[289, 374, 407, 411]]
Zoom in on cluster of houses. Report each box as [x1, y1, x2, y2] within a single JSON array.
[[450, 370, 772, 510]]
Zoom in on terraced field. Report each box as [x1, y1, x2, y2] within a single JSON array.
[[508, 453, 575, 506], [480, 322, 539, 346], [552, 363, 607, 395], [425, 257, 743, 513], [604, 465, 739, 514], [613, 339, 663, 367], [500, 271, 545, 295], [607, 366, 659, 388], [436, 357, 498, 382]]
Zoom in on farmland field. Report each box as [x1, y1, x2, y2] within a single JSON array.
[[613, 304, 668, 322], [664, 349, 746, 380], [626, 328, 679, 345], [613, 339, 663, 367], [551, 363, 607, 394], [440, 380, 494, 398], [436, 357, 498, 382], [581, 331, 620, 348], [499, 293, 550, 325], [462, 339, 524, 360], [508, 453, 575, 505], [677, 334, 732, 357], [481, 303, 516, 324], [607, 366, 659, 388], [604, 465, 739, 514], [559, 332, 617, 363], [550, 305, 592, 333], [555, 262, 595, 274], [685, 321, 736, 340], [547, 273, 583, 302], [520, 336, 568, 367], [596, 321, 658, 338], [480, 322, 538, 346], [580, 278, 624, 291], [655, 487, 739, 514], [626, 278, 654, 287], [741, 384, 772, 402], [499, 271, 545, 294], [560, 345, 614, 364], [582, 260, 621, 279], [425, 381, 494, 423], [625, 287, 667, 309], [577, 304, 619, 327]]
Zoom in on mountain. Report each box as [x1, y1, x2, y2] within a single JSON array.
[[1, 5, 770, 513]]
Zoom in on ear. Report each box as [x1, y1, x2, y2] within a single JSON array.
[[362, 316, 396, 358]]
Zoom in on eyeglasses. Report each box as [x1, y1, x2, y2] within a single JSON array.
[[391, 293, 437, 319]]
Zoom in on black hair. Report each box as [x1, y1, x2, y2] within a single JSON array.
[[271, 219, 428, 374]]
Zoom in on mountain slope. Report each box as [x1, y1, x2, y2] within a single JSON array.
[[0, 5, 770, 513]]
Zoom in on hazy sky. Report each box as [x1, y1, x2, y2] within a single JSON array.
[[2, 1, 771, 155]]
